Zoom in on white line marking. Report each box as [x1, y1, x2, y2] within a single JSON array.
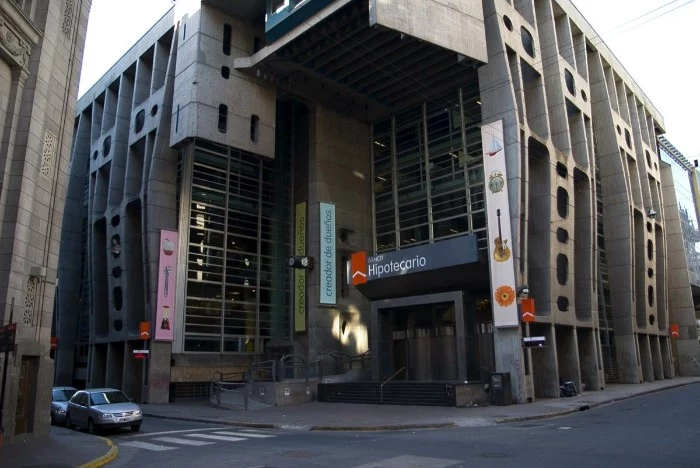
[[152, 436, 216, 446], [211, 431, 274, 438], [186, 433, 246, 442], [120, 441, 178, 451], [125, 427, 225, 438]]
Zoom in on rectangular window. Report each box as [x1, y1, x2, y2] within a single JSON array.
[[184, 142, 290, 352], [218, 104, 228, 133], [223, 24, 232, 56]]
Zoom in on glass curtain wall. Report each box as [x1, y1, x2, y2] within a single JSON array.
[[184, 140, 290, 353], [659, 148, 700, 286], [373, 87, 485, 253]]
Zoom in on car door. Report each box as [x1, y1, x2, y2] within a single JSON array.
[[72, 392, 89, 425]]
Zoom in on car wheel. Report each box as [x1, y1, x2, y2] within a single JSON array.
[[87, 418, 99, 435], [65, 414, 73, 430], [50, 413, 55, 425], [131, 424, 141, 432]]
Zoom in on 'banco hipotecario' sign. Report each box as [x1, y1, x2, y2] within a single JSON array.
[[319, 202, 336, 304], [352, 235, 478, 283]]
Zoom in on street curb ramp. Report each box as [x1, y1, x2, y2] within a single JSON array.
[[77, 435, 118, 468]]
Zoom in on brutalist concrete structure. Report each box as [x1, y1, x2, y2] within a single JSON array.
[[56, 0, 700, 406], [0, 0, 90, 443]]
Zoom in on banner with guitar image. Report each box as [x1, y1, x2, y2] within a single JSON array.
[[481, 120, 519, 327], [155, 229, 179, 341]]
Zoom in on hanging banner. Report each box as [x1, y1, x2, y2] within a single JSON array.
[[319, 202, 336, 305], [482, 120, 519, 327], [155, 229, 178, 341], [294, 202, 307, 332]]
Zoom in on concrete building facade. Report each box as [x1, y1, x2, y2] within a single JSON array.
[[0, 0, 90, 443], [56, 0, 700, 406]]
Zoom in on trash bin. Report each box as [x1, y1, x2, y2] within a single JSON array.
[[489, 372, 513, 406]]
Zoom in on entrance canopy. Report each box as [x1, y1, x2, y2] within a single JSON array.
[[352, 235, 488, 300], [234, 0, 484, 122]]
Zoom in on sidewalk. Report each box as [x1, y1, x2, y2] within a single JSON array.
[[142, 376, 700, 431], [0, 426, 117, 468]]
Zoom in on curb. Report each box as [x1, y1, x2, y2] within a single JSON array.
[[495, 379, 700, 424], [77, 436, 118, 468], [309, 422, 457, 431], [144, 412, 455, 432]]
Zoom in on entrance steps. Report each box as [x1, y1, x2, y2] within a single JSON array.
[[318, 381, 482, 407]]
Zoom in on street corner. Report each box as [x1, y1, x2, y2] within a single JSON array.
[[77, 435, 119, 468]]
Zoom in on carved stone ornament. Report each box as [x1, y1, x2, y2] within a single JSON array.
[[62, 0, 75, 37], [0, 17, 30, 67]]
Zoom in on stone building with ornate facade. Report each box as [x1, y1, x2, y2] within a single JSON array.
[[0, 0, 90, 443]]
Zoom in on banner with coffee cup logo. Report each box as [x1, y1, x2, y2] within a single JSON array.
[[155, 229, 178, 341]]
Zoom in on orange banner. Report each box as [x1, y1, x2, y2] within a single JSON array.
[[521, 298, 535, 322], [351, 251, 367, 285]]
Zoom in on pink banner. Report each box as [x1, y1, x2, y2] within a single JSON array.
[[155, 229, 178, 341]]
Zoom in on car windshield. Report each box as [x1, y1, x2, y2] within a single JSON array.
[[52, 389, 76, 402], [89, 391, 130, 406]]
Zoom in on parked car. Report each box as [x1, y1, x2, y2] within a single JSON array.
[[66, 388, 142, 434], [51, 386, 77, 425]]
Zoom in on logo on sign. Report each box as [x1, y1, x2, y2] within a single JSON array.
[[351, 251, 367, 285]]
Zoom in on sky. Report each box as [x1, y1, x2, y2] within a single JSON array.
[[78, 0, 699, 159]]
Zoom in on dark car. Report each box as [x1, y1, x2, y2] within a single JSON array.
[[66, 388, 142, 434], [51, 386, 77, 425]]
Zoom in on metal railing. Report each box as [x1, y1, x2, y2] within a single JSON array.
[[210, 371, 247, 409], [380, 366, 405, 403]]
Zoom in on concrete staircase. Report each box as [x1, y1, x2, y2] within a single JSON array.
[[317, 381, 458, 406]]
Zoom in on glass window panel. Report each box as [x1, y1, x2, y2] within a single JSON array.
[[184, 336, 220, 352]]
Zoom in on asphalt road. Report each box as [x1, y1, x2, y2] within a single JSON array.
[[105, 383, 700, 468]]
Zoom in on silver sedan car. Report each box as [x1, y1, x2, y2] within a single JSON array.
[[51, 386, 77, 425], [66, 388, 142, 434]]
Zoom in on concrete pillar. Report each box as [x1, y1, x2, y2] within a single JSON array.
[[493, 326, 527, 403], [556, 325, 581, 392], [638, 335, 654, 382], [660, 336, 674, 378], [531, 324, 559, 398], [651, 335, 664, 380], [614, 334, 641, 383], [577, 327, 601, 392]]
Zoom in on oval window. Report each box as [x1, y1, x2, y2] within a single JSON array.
[[557, 187, 569, 218], [564, 69, 575, 95], [557, 254, 568, 285], [521, 27, 535, 58], [503, 15, 513, 31], [103, 136, 112, 157], [647, 240, 653, 260], [556, 228, 569, 243], [134, 109, 145, 133], [557, 296, 570, 312]]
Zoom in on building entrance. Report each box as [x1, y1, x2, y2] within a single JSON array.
[[373, 291, 468, 382]]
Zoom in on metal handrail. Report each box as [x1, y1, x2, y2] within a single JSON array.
[[380, 366, 406, 403]]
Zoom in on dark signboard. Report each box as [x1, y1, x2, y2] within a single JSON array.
[[354, 235, 479, 283], [0, 323, 17, 353], [523, 336, 546, 348]]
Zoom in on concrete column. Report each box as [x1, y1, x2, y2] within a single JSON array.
[[531, 324, 559, 398], [638, 335, 654, 382], [556, 325, 581, 392], [493, 326, 527, 403], [651, 335, 664, 380], [577, 327, 601, 392], [660, 336, 674, 378]]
